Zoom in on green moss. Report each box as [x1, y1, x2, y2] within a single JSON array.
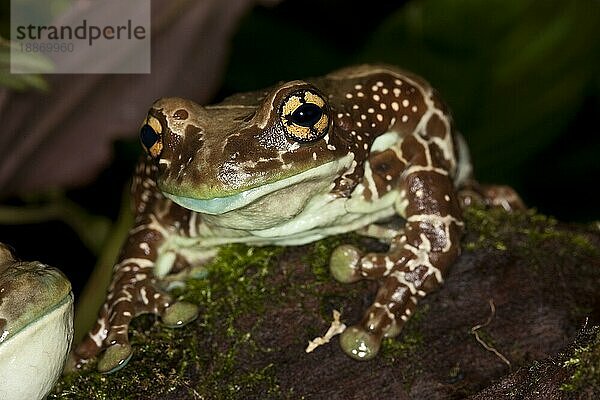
[[51, 244, 285, 399], [179, 244, 283, 316], [377, 305, 428, 393], [463, 206, 599, 265], [172, 244, 285, 399], [462, 206, 511, 252], [380, 305, 427, 364], [51, 316, 204, 399], [560, 327, 600, 393], [463, 206, 560, 253]]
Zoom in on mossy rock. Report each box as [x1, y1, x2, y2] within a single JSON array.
[[51, 207, 600, 399]]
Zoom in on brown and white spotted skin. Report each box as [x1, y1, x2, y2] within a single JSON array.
[[72, 64, 519, 372]]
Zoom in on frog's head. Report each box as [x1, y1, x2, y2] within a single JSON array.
[[140, 81, 355, 221]]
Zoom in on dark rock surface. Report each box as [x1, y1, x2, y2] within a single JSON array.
[[51, 208, 600, 399]]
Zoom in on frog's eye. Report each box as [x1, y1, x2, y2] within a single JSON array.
[[140, 115, 163, 158], [280, 89, 329, 142]]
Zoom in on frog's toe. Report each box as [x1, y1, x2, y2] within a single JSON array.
[[329, 245, 363, 283], [339, 325, 381, 361], [161, 301, 199, 328], [97, 343, 133, 374], [459, 183, 525, 211]]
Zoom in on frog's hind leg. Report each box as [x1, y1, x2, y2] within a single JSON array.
[[458, 180, 525, 211], [452, 132, 524, 211]]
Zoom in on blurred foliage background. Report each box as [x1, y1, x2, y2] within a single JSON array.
[[0, 0, 598, 330]]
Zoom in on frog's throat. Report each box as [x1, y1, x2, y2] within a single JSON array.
[[163, 153, 356, 215]]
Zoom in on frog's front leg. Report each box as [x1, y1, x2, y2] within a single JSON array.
[[71, 208, 199, 373], [331, 141, 464, 360]]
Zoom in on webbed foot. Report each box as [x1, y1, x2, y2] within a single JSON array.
[[69, 271, 198, 373], [339, 326, 381, 360]]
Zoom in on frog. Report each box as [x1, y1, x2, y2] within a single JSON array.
[[71, 64, 522, 373], [0, 243, 74, 400]]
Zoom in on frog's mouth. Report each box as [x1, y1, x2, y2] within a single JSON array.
[[163, 154, 355, 215]]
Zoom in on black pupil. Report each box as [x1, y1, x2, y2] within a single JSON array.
[[291, 103, 322, 127], [140, 124, 158, 148]]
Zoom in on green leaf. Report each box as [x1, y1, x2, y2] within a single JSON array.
[[359, 0, 600, 184], [0, 37, 52, 91]]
